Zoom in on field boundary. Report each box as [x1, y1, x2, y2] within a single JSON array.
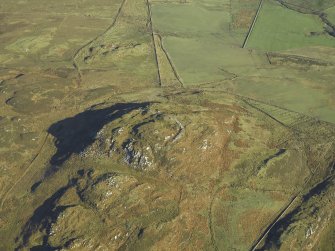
[[154, 32, 184, 87], [242, 0, 264, 48], [146, 0, 162, 86], [249, 147, 334, 250], [72, 0, 128, 86]]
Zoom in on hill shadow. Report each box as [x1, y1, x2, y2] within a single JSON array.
[[45, 102, 150, 176]]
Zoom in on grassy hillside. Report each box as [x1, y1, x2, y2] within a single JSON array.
[[325, 6, 335, 23], [0, 0, 334, 250]]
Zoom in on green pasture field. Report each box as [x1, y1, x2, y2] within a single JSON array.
[[279, 0, 335, 12], [150, 0, 335, 124], [151, 0, 262, 84], [151, 0, 235, 84], [247, 0, 335, 51], [217, 66, 335, 124], [325, 6, 335, 23], [160, 36, 256, 84]]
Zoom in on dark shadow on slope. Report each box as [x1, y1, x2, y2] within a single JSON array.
[[46, 102, 151, 174], [256, 175, 334, 250], [16, 179, 78, 251], [255, 205, 300, 250], [19, 169, 120, 250], [263, 149, 286, 165], [302, 176, 333, 202]]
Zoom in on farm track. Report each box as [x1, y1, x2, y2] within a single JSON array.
[[72, 0, 128, 86], [0, 133, 50, 210], [242, 0, 264, 48], [146, 0, 162, 86], [154, 33, 184, 87]]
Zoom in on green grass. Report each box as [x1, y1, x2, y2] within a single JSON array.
[[151, 0, 335, 124], [248, 0, 335, 51], [161, 36, 253, 84], [280, 0, 335, 12], [213, 188, 286, 250], [151, 0, 261, 84], [1, 0, 335, 250], [325, 6, 335, 24], [221, 68, 335, 124]]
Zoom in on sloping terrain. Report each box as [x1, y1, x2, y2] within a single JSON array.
[[150, 0, 335, 124], [0, 0, 334, 250]]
